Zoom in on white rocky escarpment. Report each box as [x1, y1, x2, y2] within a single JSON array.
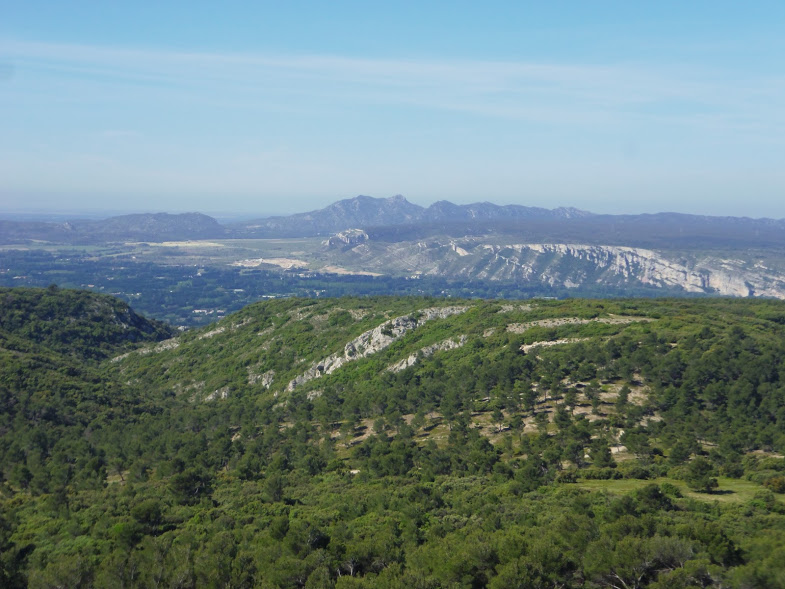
[[231, 257, 309, 269], [286, 306, 468, 391], [491, 243, 785, 298], [324, 229, 369, 248], [497, 304, 534, 313], [204, 386, 230, 402], [112, 338, 180, 362], [340, 238, 785, 298], [521, 244, 742, 294], [198, 326, 226, 340], [521, 337, 591, 352], [449, 241, 470, 256], [387, 335, 468, 373]]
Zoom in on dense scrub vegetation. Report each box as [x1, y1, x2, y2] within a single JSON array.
[[2, 289, 785, 587]]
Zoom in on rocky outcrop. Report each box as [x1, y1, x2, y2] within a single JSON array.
[[204, 386, 230, 402], [287, 306, 468, 390], [324, 229, 369, 248], [321, 235, 785, 298], [119, 338, 180, 360], [387, 335, 468, 373], [506, 315, 651, 333], [520, 337, 590, 352], [198, 327, 226, 340], [248, 368, 275, 388]]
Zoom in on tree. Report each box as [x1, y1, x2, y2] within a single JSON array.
[[553, 405, 572, 431], [668, 441, 691, 466], [535, 411, 550, 435], [616, 384, 631, 412], [265, 472, 285, 502], [169, 467, 212, 505], [522, 387, 538, 414], [564, 388, 578, 413], [492, 405, 504, 433], [411, 410, 426, 432], [684, 457, 718, 493], [592, 440, 616, 468]]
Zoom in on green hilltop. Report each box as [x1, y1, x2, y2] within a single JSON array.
[[2, 288, 785, 587]]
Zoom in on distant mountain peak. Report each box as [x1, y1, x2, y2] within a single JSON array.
[[552, 206, 593, 219], [230, 195, 601, 238]]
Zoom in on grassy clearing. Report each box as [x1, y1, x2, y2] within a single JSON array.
[[577, 476, 784, 503]]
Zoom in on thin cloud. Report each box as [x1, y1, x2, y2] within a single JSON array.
[[2, 39, 782, 133]]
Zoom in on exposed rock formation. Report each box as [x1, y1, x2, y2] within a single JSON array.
[[490, 244, 785, 298], [324, 229, 369, 248], [506, 315, 651, 334], [520, 338, 590, 353], [387, 335, 468, 373], [287, 306, 468, 390], [328, 238, 785, 299], [248, 368, 275, 388], [204, 386, 230, 402]]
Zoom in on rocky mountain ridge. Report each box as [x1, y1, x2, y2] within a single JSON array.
[[313, 234, 785, 298], [231, 195, 593, 238]]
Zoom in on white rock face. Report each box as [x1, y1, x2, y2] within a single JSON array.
[[114, 337, 180, 361], [204, 386, 230, 402], [287, 306, 468, 390], [489, 243, 785, 298], [450, 242, 470, 256], [324, 235, 785, 298], [324, 229, 369, 248], [248, 368, 275, 388], [506, 315, 651, 333], [387, 335, 468, 373], [198, 327, 226, 340], [520, 338, 590, 352]]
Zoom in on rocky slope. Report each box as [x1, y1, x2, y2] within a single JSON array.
[[286, 306, 468, 390], [316, 237, 785, 298]]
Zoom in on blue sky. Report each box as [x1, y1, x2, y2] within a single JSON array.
[[1, 1, 784, 217]]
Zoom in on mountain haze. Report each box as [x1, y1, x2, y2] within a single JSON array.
[[0, 212, 225, 244], [3, 194, 785, 300]]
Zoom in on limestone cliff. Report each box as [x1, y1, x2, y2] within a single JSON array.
[[322, 238, 785, 299], [287, 306, 467, 390], [324, 229, 369, 248]]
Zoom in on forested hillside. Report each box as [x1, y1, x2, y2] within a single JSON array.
[[2, 289, 785, 587]]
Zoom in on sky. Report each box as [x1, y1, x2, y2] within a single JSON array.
[[1, 1, 784, 218]]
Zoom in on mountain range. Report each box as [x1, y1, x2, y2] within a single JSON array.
[[4, 194, 785, 299], [4, 194, 785, 247], [230, 195, 593, 238]]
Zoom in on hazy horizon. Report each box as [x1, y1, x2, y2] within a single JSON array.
[[3, 193, 785, 223]]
